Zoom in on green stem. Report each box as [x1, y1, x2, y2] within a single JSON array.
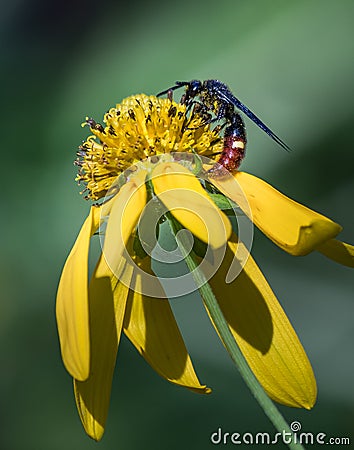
[[167, 216, 305, 450]]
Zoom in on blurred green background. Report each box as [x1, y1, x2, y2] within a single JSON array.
[[2, 0, 354, 448]]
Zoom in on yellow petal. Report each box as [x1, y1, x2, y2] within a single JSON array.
[[56, 205, 101, 381], [152, 162, 231, 249], [317, 238, 354, 267], [213, 171, 342, 256], [208, 234, 317, 408], [74, 255, 132, 441], [123, 257, 210, 394], [101, 170, 147, 277]]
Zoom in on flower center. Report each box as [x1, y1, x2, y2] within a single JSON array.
[[75, 94, 223, 200]]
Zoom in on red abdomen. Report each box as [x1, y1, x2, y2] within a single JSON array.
[[218, 135, 246, 173]]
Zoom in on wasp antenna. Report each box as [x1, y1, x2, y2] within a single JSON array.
[[156, 84, 184, 97]]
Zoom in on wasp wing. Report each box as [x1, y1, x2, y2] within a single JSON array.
[[215, 88, 291, 152]]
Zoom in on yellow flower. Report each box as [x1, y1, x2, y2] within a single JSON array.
[[56, 94, 353, 441]]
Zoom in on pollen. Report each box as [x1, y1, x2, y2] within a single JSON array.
[[75, 94, 223, 200]]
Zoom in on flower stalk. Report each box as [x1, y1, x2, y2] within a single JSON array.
[[168, 214, 305, 450]]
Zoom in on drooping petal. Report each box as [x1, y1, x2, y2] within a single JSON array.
[[74, 255, 133, 441], [208, 234, 317, 409], [101, 170, 147, 277], [123, 257, 210, 394], [56, 205, 101, 381], [316, 238, 354, 267], [212, 171, 342, 256], [152, 162, 231, 249]]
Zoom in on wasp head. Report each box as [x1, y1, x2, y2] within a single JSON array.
[[185, 79, 202, 98]]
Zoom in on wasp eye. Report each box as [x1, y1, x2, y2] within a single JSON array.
[[190, 80, 202, 94]]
